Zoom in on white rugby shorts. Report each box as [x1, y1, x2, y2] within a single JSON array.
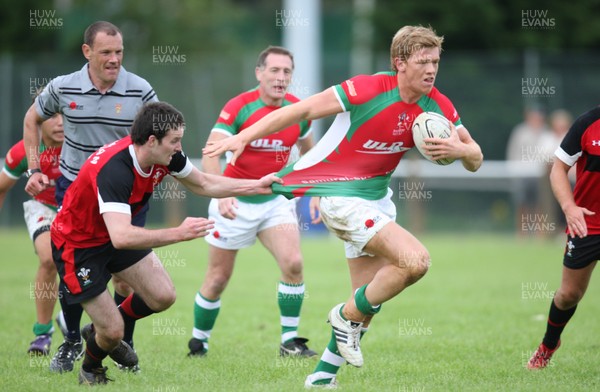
[[205, 195, 299, 250], [23, 200, 56, 241], [319, 188, 396, 258]]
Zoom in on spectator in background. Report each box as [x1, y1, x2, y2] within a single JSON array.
[[506, 106, 553, 237]]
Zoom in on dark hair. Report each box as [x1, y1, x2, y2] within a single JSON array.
[[84, 21, 122, 47], [256, 46, 294, 70], [131, 102, 185, 145]]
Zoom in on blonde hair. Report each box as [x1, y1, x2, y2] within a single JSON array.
[[390, 25, 444, 71]]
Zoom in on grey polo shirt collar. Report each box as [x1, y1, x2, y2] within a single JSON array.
[[78, 63, 128, 95]]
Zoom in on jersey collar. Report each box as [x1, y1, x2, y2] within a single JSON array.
[[128, 144, 153, 177], [79, 63, 128, 95]]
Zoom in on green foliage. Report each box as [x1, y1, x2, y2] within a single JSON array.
[[3, 0, 600, 55], [373, 0, 600, 51]]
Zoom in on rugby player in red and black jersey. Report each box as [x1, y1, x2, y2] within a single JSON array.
[[528, 106, 600, 369], [51, 102, 280, 385]]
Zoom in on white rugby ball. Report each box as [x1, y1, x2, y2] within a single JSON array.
[[412, 111, 455, 165]]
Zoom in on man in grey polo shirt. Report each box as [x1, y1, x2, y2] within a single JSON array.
[[23, 20, 157, 374]]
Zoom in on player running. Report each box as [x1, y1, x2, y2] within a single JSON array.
[[204, 25, 483, 387]]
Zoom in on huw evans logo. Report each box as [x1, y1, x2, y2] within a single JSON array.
[[521, 10, 555, 29], [29, 9, 63, 29]]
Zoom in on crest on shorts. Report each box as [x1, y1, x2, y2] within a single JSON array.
[[77, 267, 92, 286], [565, 240, 575, 257]]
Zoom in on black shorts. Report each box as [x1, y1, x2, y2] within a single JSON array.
[[563, 234, 600, 269], [52, 241, 151, 305]]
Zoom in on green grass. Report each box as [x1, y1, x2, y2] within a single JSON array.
[[1, 229, 599, 391]]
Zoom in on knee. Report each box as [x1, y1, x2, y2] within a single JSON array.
[[39, 255, 57, 274], [112, 278, 133, 296], [401, 249, 430, 284], [96, 322, 124, 349], [202, 272, 232, 297], [152, 288, 176, 312], [555, 287, 584, 308], [281, 255, 303, 279]]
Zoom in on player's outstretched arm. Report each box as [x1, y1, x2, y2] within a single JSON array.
[[203, 88, 343, 165], [550, 159, 594, 238], [177, 166, 282, 198], [103, 211, 214, 249]]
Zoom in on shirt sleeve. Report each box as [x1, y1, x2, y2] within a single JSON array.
[[3, 141, 27, 179], [35, 78, 62, 120], [555, 110, 595, 167], [97, 160, 134, 215], [211, 97, 245, 136]]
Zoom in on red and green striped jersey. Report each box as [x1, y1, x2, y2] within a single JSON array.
[[3, 140, 61, 209], [212, 87, 312, 203], [272, 72, 462, 200]]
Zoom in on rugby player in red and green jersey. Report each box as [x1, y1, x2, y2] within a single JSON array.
[[204, 26, 483, 388], [0, 113, 64, 355], [188, 46, 318, 359]]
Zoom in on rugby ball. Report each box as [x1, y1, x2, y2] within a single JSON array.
[[412, 111, 455, 165]]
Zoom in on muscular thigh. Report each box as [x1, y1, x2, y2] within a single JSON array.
[[112, 251, 174, 301]]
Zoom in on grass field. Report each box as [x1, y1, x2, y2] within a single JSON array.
[[1, 228, 599, 391]]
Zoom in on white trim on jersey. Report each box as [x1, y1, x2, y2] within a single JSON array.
[[555, 146, 581, 167], [98, 191, 131, 215], [2, 167, 20, 180], [210, 128, 234, 137], [332, 85, 347, 112], [128, 145, 152, 178], [292, 111, 351, 171]]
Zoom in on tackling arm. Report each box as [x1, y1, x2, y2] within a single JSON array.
[[176, 166, 281, 199], [103, 211, 214, 250]]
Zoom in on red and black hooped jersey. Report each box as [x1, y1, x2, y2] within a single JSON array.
[[51, 136, 191, 248]]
